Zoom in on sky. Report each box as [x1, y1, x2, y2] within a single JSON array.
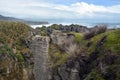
[[0, 0, 120, 23]]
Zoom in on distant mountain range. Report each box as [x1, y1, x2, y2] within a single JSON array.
[[0, 14, 49, 25]]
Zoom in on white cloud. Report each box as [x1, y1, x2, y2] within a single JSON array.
[[0, 0, 120, 20]]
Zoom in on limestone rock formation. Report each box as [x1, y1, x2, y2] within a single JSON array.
[[31, 36, 50, 80], [1, 21, 120, 80]]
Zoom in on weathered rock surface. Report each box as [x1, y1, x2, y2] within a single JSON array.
[[59, 24, 89, 33], [31, 36, 50, 80]]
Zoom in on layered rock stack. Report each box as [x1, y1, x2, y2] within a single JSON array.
[[31, 35, 50, 80]]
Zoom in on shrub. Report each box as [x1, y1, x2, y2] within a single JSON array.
[[84, 31, 95, 40], [105, 65, 120, 80], [40, 26, 46, 31], [41, 31, 47, 36], [0, 21, 31, 63], [69, 33, 83, 43], [0, 45, 15, 57], [50, 24, 59, 30], [65, 43, 80, 58], [0, 21, 31, 44], [84, 25, 107, 40], [51, 52, 68, 68], [17, 54, 25, 63], [60, 37, 73, 48], [94, 25, 107, 34], [85, 69, 105, 80], [105, 30, 120, 54], [49, 44, 68, 68]]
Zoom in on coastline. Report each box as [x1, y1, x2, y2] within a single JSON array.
[[30, 22, 120, 29]]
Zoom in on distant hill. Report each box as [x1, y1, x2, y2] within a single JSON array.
[[0, 14, 49, 25], [0, 15, 22, 21]]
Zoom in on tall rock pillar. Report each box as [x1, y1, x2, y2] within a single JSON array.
[[31, 36, 50, 80]]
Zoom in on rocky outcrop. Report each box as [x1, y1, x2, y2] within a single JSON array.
[[19, 29, 120, 80], [48, 31, 120, 80], [50, 30, 67, 45], [59, 24, 89, 33], [46, 24, 89, 35], [1, 22, 119, 80], [31, 36, 50, 80]]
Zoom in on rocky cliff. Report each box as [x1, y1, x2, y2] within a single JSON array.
[[0, 21, 34, 80], [0, 21, 120, 80], [48, 29, 120, 80]]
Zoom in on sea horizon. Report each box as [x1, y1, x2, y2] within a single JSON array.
[[30, 22, 120, 29]]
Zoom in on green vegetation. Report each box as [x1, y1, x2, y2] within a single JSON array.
[[17, 53, 25, 63], [0, 21, 31, 63], [40, 26, 46, 31], [49, 29, 120, 66], [104, 30, 120, 54], [87, 30, 120, 54], [35, 26, 47, 36], [70, 32, 83, 43], [0, 21, 31, 43], [49, 44, 68, 68], [51, 52, 68, 68], [50, 24, 59, 30], [83, 30, 120, 79], [0, 22, 115, 79], [0, 21, 34, 80], [88, 33, 105, 53], [106, 65, 120, 80], [0, 45, 15, 57], [81, 30, 120, 55], [48, 28, 120, 79], [85, 69, 105, 80]]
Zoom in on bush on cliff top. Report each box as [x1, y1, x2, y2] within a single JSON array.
[[0, 21, 31, 44], [84, 25, 107, 40], [71, 32, 83, 43], [82, 29, 120, 56], [0, 21, 33, 79], [104, 30, 120, 54], [0, 21, 31, 62]]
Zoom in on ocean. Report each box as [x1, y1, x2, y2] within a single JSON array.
[[30, 22, 120, 29]]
